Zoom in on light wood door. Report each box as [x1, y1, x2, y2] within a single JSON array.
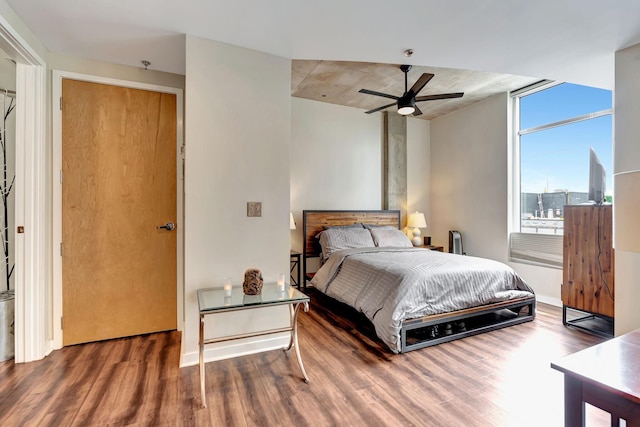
[[62, 79, 177, 346]]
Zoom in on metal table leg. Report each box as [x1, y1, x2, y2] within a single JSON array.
[[199, 313, 206, 408], [288, 301, 310, 383]]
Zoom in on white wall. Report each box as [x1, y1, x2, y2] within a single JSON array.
[[508, 262, 562, 306], [430, 93, 561, 304], [48, 53, 185, 89], [290, 98, 431, 251], [431, 94, 510, 259], [407, 118, 431, 240], [183, 36, 291, 365], [613, 43, 640, 336], [290, 98, 381, 250]]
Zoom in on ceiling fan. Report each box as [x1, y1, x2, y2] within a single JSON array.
[[359, 65, 464, 116]]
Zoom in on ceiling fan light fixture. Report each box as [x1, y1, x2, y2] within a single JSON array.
[[359, 65, 463, 116], [397, 106, 415, 115], [397, 95, 416, 115]]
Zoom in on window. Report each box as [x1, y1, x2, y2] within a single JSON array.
[[510, 82, 612, 267]]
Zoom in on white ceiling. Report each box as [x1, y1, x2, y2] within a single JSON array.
[[7, 0, 640, 89]]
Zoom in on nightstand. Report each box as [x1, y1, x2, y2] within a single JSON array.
[[419, 245, 444, 252], [290, 250, 301, 288]]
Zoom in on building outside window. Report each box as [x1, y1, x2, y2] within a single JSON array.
[[510, 82, 612, 267]]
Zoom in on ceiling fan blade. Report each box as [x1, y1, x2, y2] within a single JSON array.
[[364, 102, 397, 114], [415, 92, 464, 102], [409, 73, 434, 96], [412, 105, 423, 116], [359, 88, 399, 101]]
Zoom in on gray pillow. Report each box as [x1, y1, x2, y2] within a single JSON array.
[[369, 228, 413, 247], [362, 224, 397, 230], [318, 227, 375, 261], [316, 223, 364, 238]]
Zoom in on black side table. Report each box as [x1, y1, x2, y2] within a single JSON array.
[[290, 250, 301, 288]]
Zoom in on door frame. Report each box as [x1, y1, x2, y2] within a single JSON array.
[[52, 70, 185, 349], [0, 15, 47, 363]]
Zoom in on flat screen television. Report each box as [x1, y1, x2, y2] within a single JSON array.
[[588, 147, 606, 204]]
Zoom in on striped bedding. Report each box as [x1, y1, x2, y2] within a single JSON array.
[[310, 247, 534, 353]]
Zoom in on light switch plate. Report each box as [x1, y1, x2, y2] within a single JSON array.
[[247, 202, 262, 217]]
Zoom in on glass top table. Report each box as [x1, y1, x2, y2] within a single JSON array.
[[197, 283, 309, 313], [197, 283, 310, 408]]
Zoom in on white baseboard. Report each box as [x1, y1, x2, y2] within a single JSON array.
[[536, 295, 562, 307], [180, 333, 290, 367]]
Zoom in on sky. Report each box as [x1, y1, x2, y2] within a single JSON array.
[[519, 83, 612, 195]]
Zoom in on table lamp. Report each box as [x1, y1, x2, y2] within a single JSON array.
[[407, 211, 427, 247]]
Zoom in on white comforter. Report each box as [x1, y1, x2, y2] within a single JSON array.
[[310, 247, 534, 353]]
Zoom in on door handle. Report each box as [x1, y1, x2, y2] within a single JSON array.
[[158, 221, 176, 231]]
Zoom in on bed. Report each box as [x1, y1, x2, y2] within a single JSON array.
[[302, 209, 536, 353]]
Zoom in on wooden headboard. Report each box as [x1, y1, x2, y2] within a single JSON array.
[[303, 210, 401, 258], [302, 210, 401, 285]]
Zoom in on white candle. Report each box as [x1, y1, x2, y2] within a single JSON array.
[[223, 279, 232, 297], [277, 273, 285, 291]]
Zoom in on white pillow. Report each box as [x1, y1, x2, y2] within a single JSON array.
[[369, 228, 413, 247], [318, 227, 375, 261]]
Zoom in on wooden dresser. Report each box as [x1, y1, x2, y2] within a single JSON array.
[[562, 205, 614, 335]]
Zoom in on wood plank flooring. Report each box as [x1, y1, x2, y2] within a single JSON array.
[[0, 289, 612, 426]]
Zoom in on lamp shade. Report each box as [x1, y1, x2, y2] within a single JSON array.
[[290, 212, 296, 230], [407, 211, 427, 228]]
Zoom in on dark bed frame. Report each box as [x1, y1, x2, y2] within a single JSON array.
[[302, 209, 536, 352]]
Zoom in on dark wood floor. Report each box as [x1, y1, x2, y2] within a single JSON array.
[[0, 289, 612, 426]]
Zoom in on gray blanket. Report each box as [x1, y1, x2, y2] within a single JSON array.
[[311, 247, 534, 353]]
